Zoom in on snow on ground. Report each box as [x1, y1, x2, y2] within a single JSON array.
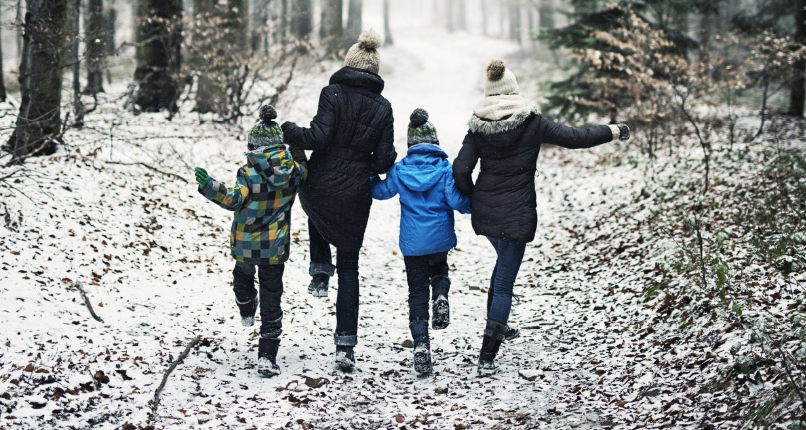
[[3, 25, 786, 430]]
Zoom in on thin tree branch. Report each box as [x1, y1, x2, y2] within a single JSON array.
[[75, 281, 104, 323], [106, 161, 189, 183], [151, 337, 201, 419]]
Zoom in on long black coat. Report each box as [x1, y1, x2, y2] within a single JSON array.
[[452, 112, 614, 244], [282, 67, 396, 252]]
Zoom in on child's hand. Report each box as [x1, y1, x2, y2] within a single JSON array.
[[194, 167, 209, 186]]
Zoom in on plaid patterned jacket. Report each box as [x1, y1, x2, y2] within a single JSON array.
[[199, 144, 307, 265]]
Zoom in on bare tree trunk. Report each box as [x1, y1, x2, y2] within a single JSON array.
[[133, 0, 183, 113], [480, 0, 487, 36], [789, 0, 805, 117], [321, 0, 343, 54], [446, 0, 454, 32], [383, 0, 392, 45], [291, 0, 312, 41], [509, 2, 520, 43], [456, 0, 466, 31], [85, 0, 104, 94], [280, 0, 288, 41], [72, 0, 85, 126], [9, 0, 68, 160], [103, 0, 116, 84], [345, 0, 361, 45], [538, 0, 554, 30], [15, 0, 23, 64], [0, 6, 6, 102]]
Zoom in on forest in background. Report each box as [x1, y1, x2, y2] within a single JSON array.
[[0, 0, 805, 428]]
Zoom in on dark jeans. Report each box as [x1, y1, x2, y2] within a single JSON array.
[[232, 262, 284, 338], [309, 220, 361, 346], [486, 237, 526, 325], [403, 252, 450, 322]]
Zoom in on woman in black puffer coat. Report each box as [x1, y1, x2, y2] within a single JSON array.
[[281, 31, 396, 371], [453, 60, 630, 376]]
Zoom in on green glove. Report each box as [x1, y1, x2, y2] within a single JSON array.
[[194, 167, 209, 187]]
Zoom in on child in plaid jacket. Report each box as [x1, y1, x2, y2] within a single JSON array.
[[195, 105, 307, 377]]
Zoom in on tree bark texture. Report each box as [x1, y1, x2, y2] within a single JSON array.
[[103, 0, 116, 84], [345, 0, 361, 45], [72, 0, 84, 126], [0, 6, 6, 102], [291, 0, 312, 40], [85, 0, 104, 94], [789, 0, 805, 116], [10, 0, 68, 159], [133, 0, 183, 113]]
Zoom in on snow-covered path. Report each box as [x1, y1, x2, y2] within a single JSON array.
[[0, 28, 650, 430]]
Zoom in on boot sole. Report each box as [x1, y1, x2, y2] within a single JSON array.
[[413, 351, 432, 374], [257, 367, 281, 377], [432, 298, 450, 330], [308, 288, 328, 298]]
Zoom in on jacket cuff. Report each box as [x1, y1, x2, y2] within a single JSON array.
[[198, 177, 213, 195], [608, 124, 620, 141]]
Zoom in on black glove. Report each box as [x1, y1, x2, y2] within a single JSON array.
[[617, 123, 630, 141]]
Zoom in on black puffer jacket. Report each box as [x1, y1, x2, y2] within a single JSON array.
[[282, 67, 396, 252], [453, 109, 615, 244]]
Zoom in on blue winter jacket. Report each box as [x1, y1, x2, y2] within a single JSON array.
[[371, 144, 471, 256]]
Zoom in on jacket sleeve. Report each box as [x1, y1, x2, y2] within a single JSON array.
[[198, 168, 249, 212], [281, 88, 337, 151], [370, 168, 398, 200], [445, 172, 471, 214], [290, 148, 309, 184], [535, 116, 617, 149], [452, 133, 479, 196], [371, 109, 397, 174]]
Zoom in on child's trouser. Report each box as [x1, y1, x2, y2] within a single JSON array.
[[485, 237, 526, 325], [403, 251, 450, 322], [232, 262, 284, 338]]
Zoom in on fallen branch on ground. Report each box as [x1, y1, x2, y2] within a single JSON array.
[[151, 337, 201, 420], [75, 281, 104, 323], [106, 161, 189, 184]]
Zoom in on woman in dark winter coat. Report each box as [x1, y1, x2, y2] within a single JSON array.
[[453, 60, 630, 376], [281, 31, 396, 371]]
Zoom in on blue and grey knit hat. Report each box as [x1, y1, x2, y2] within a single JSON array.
[[248, 105, 283, 150], [407, 108, 439, 147]]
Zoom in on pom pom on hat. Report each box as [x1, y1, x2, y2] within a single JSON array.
[[357, 31, 380, 51], [409, 108, 429, 128], [487, 60, 506, 81], [259, 104, 277, 122]]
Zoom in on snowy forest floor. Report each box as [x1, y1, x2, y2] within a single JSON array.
[[2, 27, 806, 430]]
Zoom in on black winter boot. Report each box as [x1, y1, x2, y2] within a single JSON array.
[[257, 338, 281, 377], [236, 294, 258, 327], [485, 289, 520, 341], [410, 318, 432, 374], [335, 345, 355, 372], [478, 319, 507, 376], [431, 275, 450, 330], [308, 274, 329, 298]]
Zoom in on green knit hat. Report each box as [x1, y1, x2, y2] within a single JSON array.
[[407, 108, 438, 147], [248, 105, 284, 149]]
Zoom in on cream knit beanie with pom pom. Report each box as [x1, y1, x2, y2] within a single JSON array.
[[344, 31, 381, 74], [484, 60, 519, 96]]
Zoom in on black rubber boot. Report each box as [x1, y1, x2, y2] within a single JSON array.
[[236, 294, 258, 327], [478, 319, 506, 376], [410, 318, 432, 374], [335, 345, 355, 372], [257, 338, 281, 377], [486, 289, 519, 341], [431, 275, 450, 330], [308, 274, 329, 298]]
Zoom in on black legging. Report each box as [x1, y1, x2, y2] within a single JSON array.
[[309, 220, 361, 346]]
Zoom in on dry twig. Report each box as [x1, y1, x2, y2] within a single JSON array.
[[151, 337, 201, 419], [75, 281, 104, 323]]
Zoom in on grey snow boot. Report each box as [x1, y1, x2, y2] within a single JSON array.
[[335, 345, 355, 372], [308, 274, 329, 298], [257, 338, 281, 377], [410, 318, 432, 374], [478, 319, 507, 376], [235, 294, 258, 327], [431, 275, 450, 330]]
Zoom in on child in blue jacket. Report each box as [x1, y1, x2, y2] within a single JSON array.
[[371, 108, 471, 374]]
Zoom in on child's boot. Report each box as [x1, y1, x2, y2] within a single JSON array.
[[431, 275, 450, 330], [335, 345, 355, 372], [410, 317, 432, 374], [235, 294, 258, 327], [307, 274, 329, 298], [257, 337, 281, 377], [478, 319, 506, 376]]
